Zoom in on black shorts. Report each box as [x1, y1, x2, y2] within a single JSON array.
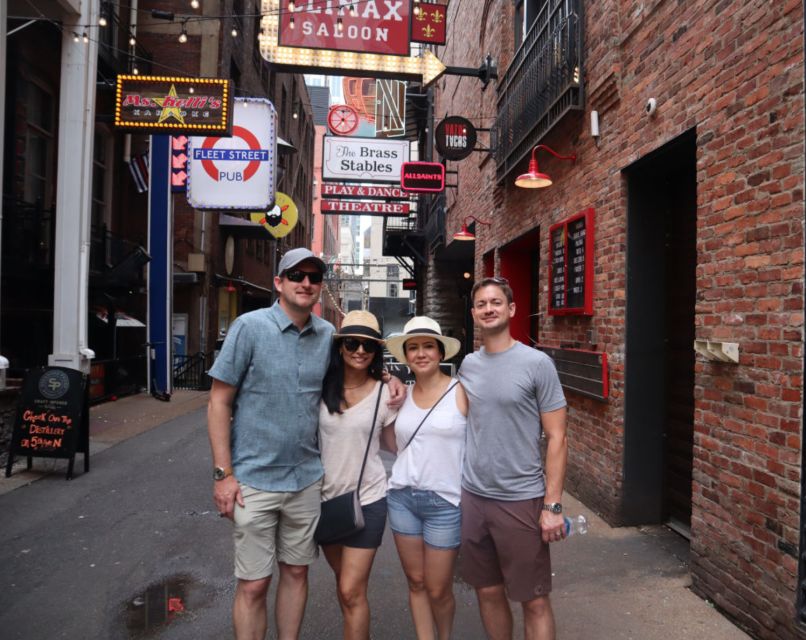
[[322, 497, 387, 549]]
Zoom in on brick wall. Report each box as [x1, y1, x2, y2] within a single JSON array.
[[437, 0, 804, 637]]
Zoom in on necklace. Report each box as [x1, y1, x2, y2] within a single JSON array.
[[343, 379, 369, 390]]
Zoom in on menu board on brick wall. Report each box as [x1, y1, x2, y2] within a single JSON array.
[[548, 208, 594, 316]]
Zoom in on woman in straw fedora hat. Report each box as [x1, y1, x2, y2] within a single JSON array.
[[383, 316, 468, 640], [318, 310, 398, 639]]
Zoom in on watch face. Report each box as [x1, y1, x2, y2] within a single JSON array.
[[214, 468, 225, 480], [545, 503, 562, 513]]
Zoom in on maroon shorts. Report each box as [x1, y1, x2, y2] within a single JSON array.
[[459, 489, 552, 602]]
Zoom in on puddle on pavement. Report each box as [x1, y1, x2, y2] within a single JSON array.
[[124, 573, 199, 637]]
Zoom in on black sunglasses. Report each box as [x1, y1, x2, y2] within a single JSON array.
[[341, 337, 380, 354], [284, 269, 324, 284]]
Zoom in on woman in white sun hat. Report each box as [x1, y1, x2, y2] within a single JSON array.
[[383, 316, 468, 640]]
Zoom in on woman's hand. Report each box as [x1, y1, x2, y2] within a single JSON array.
[[384, 373, 408, 409]]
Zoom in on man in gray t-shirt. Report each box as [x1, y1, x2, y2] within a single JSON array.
[[458, 277, 568, 640]]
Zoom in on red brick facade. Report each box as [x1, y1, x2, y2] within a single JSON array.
[[436, 0, 804, 637]]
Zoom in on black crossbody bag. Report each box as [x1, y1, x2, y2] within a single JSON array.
[[314, 382, 384, 545]]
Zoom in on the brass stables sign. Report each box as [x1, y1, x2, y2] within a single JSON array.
[[114, 76, 233, 135]]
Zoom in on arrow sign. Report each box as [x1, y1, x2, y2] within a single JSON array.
[[259, 0, 446, 85]]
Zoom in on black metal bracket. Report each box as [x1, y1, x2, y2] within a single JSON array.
[[444, 54, 498, 89]]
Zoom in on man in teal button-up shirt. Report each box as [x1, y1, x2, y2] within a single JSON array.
[[208, 247, 333, 640]]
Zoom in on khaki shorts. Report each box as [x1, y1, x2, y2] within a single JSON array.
[[233, 479, 322, 580], [460, 489, 552, 602]]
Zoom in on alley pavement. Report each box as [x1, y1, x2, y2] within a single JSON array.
[[0, 391, 751, 639]]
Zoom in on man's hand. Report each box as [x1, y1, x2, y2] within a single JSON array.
[[213, 475, 244, 520], [540, 509, 566, 543], [384, 373, 408, 409]]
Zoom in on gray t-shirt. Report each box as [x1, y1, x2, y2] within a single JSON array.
[[458, 341, 566, 500]]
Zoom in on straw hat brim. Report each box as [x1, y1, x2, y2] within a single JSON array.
[[385, 331, 461, 364], [333, 330, 385, 343]]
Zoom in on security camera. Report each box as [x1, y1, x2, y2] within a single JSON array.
[[645, 98, 657, 116]]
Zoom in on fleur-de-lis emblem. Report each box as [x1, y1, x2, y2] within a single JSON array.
[[416, 9, 427, 21], [422, 24, 435, 37], [431, 10, 444, 23]]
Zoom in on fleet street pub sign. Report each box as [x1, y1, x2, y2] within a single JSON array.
[[114, 76, 233, 135]]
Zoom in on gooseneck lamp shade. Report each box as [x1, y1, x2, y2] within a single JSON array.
[[514, 145, 576, 188], [453, 215, 491, 241]]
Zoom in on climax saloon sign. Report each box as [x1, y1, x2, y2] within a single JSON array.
[[323, 136, 410, 183], [279, 0, 411, 56]]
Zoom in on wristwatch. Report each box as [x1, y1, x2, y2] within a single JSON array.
[[542, 502, 563, 514], [213, 466, 233, 481]]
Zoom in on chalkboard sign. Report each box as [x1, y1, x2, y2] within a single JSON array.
[[4, 367, 90, 480], [548, 208, 594, 316]]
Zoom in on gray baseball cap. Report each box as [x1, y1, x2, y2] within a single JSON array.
[[277, 248, 327, 275]]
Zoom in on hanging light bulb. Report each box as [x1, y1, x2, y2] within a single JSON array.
[[99, 15, 108, 27], [336, 16, 343, 32], [413, 0, 421, 16], [190, 0, 200, 7], [349, 4, 357, 16], [288, 0, 296, 11], [289, 16, 295, 28], [188, 86, 195, 94], [73, 32, 80, 42], [83, 32, 89, 43], [178, 28, 188, 43], [129, 35, 136, 46], [132, 66, 140, 75], [231, 26, 238, 37]]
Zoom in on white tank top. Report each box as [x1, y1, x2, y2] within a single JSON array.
[[388, 381, 467, 506]]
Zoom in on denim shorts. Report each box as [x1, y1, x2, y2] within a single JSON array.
[[387, 487, 462, 550]]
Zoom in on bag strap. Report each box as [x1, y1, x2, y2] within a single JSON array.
[[402, 381, 459, 451], [356, 381, 384, 498]]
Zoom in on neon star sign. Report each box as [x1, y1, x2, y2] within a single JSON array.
[[115, 76, 233, 135], [259, 0, 446, 85]]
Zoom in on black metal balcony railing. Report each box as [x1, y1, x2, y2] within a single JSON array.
[[493, 0, 584, 180]]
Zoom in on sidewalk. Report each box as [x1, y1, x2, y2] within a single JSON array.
[[0, 390, 751, 639], [0, 389, 210, 496]]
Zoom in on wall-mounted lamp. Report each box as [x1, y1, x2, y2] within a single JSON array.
[[514, 145, 576, 188], [453, 215, 491, 241], [590, 110, 600, 147]]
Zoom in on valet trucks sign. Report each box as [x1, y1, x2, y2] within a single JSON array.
[[188, 98, 277, 209]]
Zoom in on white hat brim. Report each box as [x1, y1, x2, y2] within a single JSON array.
[[385, 331, 462, 364]]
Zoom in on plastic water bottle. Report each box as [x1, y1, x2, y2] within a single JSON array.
[[563, 514, 588, 537]]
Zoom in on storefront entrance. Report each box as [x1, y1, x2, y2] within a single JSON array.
[[623, 130, 697, 533]]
